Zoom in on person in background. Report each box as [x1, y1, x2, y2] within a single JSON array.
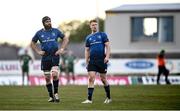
[[19, 49, 32, 86], [65, 50, 76, 84], [157, 49, 171, 85], [59, 51, 67, 76]]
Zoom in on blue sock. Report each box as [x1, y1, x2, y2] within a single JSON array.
[[46, 83, 53, 98], [104, 85, 111, 99], [53, 80, 59, 94], [88, 88, 94, 101]]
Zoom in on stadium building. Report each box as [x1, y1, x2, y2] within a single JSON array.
[[105, 3, 180, 58]]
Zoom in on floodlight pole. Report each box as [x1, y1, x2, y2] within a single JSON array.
[[96, 0, 99, 32]]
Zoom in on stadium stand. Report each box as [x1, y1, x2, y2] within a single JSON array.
[[0, 43, 85, 60]]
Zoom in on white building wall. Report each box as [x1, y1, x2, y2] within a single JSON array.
[[105, 12, 180, 53]]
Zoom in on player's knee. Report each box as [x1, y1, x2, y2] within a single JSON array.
[[102, 79, 108, 85], [89, 77, 95, 83], [45, 75, 51, 83], [51, 66, 60, 77], [100, 77, 108, 85], [101, 77, 107, 82]]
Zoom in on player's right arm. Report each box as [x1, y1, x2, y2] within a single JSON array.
[[85, 37, 90, 65], [31, 41, 45, 56], [31, 31, 45, 56], [85, 47, 90, 65]]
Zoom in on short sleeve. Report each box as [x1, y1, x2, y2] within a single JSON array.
[[32, 32, 39, 43], [57, 29, 65, 39], [101, 32, 109, 43], [85, 37, 90, 47]]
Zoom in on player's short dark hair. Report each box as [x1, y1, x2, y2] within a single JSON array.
[[42, 16, 51, 24], [90, 19, 97, 24]]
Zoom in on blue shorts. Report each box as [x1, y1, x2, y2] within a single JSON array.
[[41, 56, 59, 71], [87, 60, 107, 73]]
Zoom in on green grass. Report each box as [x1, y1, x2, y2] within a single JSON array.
[[0, 85, 180, 110]]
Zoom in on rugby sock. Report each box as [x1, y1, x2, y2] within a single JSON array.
[[104, 85, 111, 99], [88, 88, 94, 101], [53, 80, 59, 94], [46, 83, 53, 98]]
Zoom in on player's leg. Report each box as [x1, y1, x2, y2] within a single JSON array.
[[164, 68, 171, 84], [44, 71, 54, 102], [26, 68, 30, 86], [100, 74, 111, 104], [68, 68, 75, 84], [72, 72, 75, 84], [71, 67, 75, 84], [98, 61, 111, 104], [42, 60, 54, 102], [51, 56, 60, 102], [27, 72, 29, 86], [157, 66, 162, 84], [22, 71, 25, 86], [88, 71, 96, 101], [51, 66, 60, 102], [66, 70, 70, 84], [82, 71, 96, 103], [82, 62, 97, 103]]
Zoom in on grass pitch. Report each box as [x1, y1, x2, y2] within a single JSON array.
[[0, 85, 179, 110]]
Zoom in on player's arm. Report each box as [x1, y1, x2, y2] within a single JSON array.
[[28, 55, 34, 64], [61, 36, 69, 50], [85, 47, 90, 65], [55, 36, 69, 55], [30, 41, 45, 56], [104, 41, 110, 63]]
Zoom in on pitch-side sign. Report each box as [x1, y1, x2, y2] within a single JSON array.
[[0, 59, 180, 75]]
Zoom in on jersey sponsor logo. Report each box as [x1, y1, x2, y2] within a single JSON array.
[[125, 60, 154, 69], [90, 41, 102, 45], [42, 38, 55, 43]]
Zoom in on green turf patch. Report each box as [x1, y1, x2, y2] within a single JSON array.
[[0, 85, 179, 110]]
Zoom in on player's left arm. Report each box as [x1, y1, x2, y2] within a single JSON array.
[[104, 41, 110, 63], [28, 55, 33, 64], [56, 36, 69, 55]]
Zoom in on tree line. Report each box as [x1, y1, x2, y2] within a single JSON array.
[[58, 18, 104, 43]]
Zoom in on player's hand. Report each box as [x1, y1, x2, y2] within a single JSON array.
[[104, 57, 109, 63], [55, 48, 64, 55], [38, 51, 45, 56]]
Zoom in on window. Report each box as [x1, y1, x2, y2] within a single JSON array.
[[131, 16, 173, 43]]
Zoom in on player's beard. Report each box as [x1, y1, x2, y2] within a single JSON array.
[[44, 24, 52, 30]]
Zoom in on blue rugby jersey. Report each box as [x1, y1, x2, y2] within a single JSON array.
[[85, 32, 109, 61], [32, 28, 64, 60]]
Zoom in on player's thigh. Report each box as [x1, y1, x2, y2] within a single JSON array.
[[88, 71, 96, 82], [97, 61, 107, 73], [100, 74, 107, 80]]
